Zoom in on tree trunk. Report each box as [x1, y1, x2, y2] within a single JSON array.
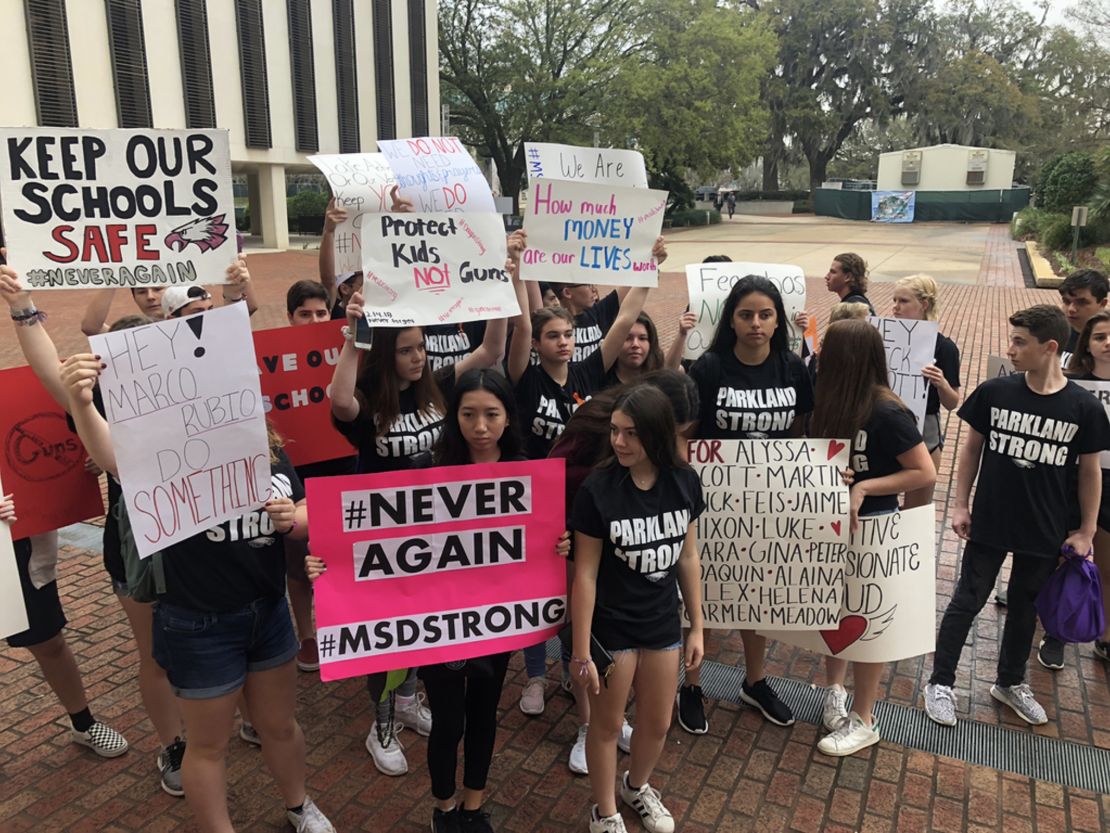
[[808, 153, 830, 196], [762, 155, 779, 191]]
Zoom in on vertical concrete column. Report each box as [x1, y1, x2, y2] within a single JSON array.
[[257, 163, 290, 250], [247, 171, 263, 236]]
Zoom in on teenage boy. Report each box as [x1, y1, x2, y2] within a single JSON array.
[[557, 284, 625, 362], [1059, 268, 1109, 366], [924, 305, 1110, 727]]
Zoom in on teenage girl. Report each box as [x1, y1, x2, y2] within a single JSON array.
[[1066, 310, 1110, 661], [61, 358, 335, 833], [810, 319, 936, 756], [603, 312, 675, 388], [891, 275, 961, 508], [685, 275, 814, 729], [571, 384, 705, 833]]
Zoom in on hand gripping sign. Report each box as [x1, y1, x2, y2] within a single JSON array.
[[0, 127, 234, 289], [308, 152, 397, 274], [308, 459, 567, 681]]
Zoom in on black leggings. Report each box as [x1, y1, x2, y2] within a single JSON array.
[[422, 653, 511, 800]]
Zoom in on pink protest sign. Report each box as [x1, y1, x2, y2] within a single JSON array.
[[308, 459, 566, 681]]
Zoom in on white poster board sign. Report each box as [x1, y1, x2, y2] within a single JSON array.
[[524, 142, 648, 188], [987, 356, 1017, 378], [868, 317, 939, 432], [684, 262, 806, 359], [521, 179, 666, 287], [1076, 381, 1110, 468], [360, 212, 517, 326], [763, 505, 936, 663], [89, 304, 270, 558], [308, 153, 397, 274], [684, 439, 850, 630], [0, 474, 29, 639], [378, 137, 496, 213], [0, 128, 234, 289]]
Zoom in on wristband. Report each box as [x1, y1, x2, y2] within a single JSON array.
[[12, 307, 46, 326]]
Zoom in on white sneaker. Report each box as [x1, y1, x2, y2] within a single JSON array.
[[569, 724, 588, 774], [365, 721, 408, 776], [990, 683, 1048, 725], [395, 692, 432, 737], [619, 771, 674, 833], [817, 711, 880, 757], [617, 718, 633, 754], [287, 796, 336, 833], [589, 805, 628, 833], [822, 684, 849, 731], [519, 676, 547, 715], [923, 683, 957, 727]]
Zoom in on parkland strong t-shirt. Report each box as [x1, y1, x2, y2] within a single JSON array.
[[690, 349, 814, 439], [571, 464, 705, 650], [959, 374, 1110, 556]]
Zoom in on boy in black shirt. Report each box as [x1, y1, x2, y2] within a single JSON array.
[[1058, 268, 1108, 367], [925, 305, 1110, 727]]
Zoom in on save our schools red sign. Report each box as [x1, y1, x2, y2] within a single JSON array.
[[0, 366, 105, 539], [253, 320, 355, 467]]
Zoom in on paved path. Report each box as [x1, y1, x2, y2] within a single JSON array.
[[2, 219, 1107, 832]]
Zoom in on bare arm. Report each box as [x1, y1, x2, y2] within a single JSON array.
[[1067, 453, 1102, 556], [222, 256, 258, 315], [60, 354, 118, 475], [598, 286, 649, 371], [951, 427, 984, 539], [675, 521, 704, 671], [848, 442, 935, 530], [506, 267, 533, 384], [0, 267, 68, 407], [80, 290, 116, 336], [329, 292, 364, 422], [664, 311, 696, 371], [319, 199, 345, 309], [571, 531, 603, 694]]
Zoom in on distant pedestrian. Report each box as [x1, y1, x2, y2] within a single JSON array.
[[725, 192, 736, 219]]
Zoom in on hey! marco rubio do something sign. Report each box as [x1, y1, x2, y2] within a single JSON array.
[[0, 128, 235, 290], [90, 303, 270, 558], [308, 459, 567, 681]]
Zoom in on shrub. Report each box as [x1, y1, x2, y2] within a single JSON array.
[[669, 208, 720, 227], [1038, 152, 1097, 213], [1038, 213, 1098, 251], [287, 189, 329, 220], [1012, 207, 1056, 240], [733, 190, 810, 202]]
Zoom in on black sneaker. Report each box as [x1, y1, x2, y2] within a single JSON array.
[[158, 737, 186, 797], [994, 587, 1008, 606], [1037, 635, 1065, 670], [739, 678, 795, 726], [676, 684, 708, 734], [459, 807, 495, 833], [432, 807, 461, 833], [1094, 640, 1110, 662]]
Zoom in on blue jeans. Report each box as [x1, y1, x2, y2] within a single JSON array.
[[152, 597, 298, 699], [523, 642, 547, 678]]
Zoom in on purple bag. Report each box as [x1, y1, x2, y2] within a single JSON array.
[[1035, 546, 1106, 644]]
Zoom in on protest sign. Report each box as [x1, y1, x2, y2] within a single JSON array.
[[0, 128, 234, 290], [763, 504, 936, 663], [524, 143, 649, 188], [521, 180, 667, 287], [684, 439, 850, 630], [0, 366, 104, 539], [987, 356, 1017, 378], [308, 459, 567, 681], [359, 211, 517, 326], [308, 152, 397, 274], [868, 317, 938, 432], [90, 303, 269, 557], [253, 321, 354, 467], [378, 136, 496, 213], [683, 262, 807, 359], [0, 473, 29, 640], [1075, 381, 1110, 467]]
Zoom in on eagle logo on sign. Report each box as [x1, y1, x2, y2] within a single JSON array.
[[164, 214, 230, 253]]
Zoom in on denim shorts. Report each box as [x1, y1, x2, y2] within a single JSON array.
[[612, 640, 683, 655], [152, 597, 298, 699]]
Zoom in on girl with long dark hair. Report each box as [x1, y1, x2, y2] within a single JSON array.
[[810, 320, 935, 756], [682, 275, 814, 731], [571, 384, 705, 833]]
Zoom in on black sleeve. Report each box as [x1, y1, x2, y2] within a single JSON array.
[[788, 352, 815, 416], [577, 349, 608, 396], [570, 474, 606, 538], [881, 401, 924, 458], [688, 353, 717, 425], [679, 467, 706, 522], [957, 380, 993, 436], [596, 291, 620, 330], [274, 449, 306, 503], [330, 386, 375, 442], [1075, 391, 1110, 455], [937, 336, 962, 390]]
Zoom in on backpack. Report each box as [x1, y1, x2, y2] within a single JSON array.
[[114, 495, 167, 603], [1035, 546, 1106, 644]]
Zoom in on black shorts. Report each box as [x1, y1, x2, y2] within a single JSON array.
[[5, 539, 67, 649]]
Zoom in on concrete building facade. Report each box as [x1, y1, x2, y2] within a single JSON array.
[[0, 0, 439, 248], [876, 144, 1017, 192]]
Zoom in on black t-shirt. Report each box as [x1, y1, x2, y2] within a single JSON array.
[[960, 374, 1110, 556], [295, 456, 356, 481], [571, 464, 705, 650], [851, 399, 923, 514], [515, 351, 607, 459], [424, 321, 487, 371], [1061, 329, 1080, 369], [842, 292, 876, 315], [160, 450, 305, 612], [333, 368, 453, 474], [573, 291, 620, 362], [689, 349, 814, 439], [927, 333, 962, 415]]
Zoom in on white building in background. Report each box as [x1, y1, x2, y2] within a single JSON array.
[[876, 144, 1017, 192], [0, 0, 439, 248]]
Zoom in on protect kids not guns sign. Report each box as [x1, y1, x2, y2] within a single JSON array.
[[308, 459, 567, 681], [0, 128, 235, 290]]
